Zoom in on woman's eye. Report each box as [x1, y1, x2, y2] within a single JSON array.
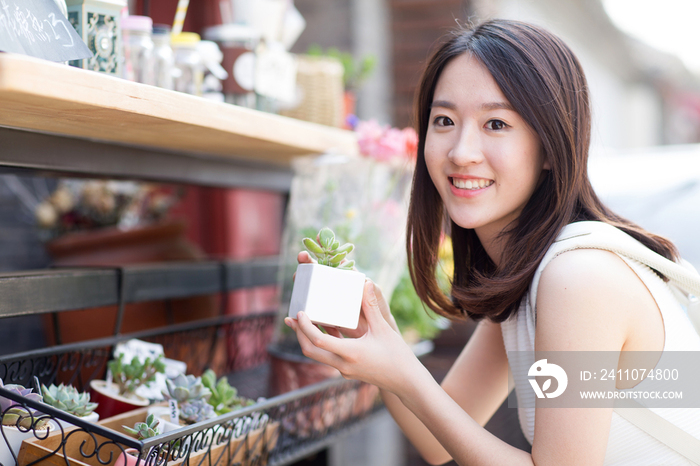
[[434, 116, 454, 126], [486, 119, 507, 130]]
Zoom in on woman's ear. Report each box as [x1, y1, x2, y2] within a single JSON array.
[[543, 159, 551, 170]]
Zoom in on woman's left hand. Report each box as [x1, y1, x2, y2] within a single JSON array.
[[284, 280, 419, 395]]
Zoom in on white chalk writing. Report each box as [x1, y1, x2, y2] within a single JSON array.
[[0, 0, 74, 47]]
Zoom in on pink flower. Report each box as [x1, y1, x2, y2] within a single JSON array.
[[356, 119, 417, 162]]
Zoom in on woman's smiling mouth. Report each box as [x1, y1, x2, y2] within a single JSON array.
[[450, 177, 494, 190]]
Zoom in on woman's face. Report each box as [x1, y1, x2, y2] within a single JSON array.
[[425, 53, 549, 244]]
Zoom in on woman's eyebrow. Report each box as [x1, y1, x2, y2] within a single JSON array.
[[480, 101, 515, 111], [430, 100, 457, 110]]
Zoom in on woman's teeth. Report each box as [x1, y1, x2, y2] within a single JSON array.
[[451, 178, 493, 190]]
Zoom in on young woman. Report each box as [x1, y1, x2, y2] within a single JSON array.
[[285, 19, 700, 465]]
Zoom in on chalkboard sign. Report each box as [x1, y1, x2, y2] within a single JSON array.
[[0, 0, 92, 62]]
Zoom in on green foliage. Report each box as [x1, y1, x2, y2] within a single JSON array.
[[123, 413, 160, 440], [41, 383, 98, 417], [390, 270, 444, 341], [306, 44, 376, 91], [303, 227, 355, 270], [201, 369, 254, 416], [107, 353, 166, 397]]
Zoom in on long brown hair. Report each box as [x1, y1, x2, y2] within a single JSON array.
[[407, 19, 678, 322]]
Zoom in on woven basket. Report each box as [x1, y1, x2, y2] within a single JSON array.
[[280, 55, 345, 128]]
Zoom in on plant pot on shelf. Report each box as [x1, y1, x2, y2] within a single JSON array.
[[43, 221, 218, 346], [114, 448, 141, 466], [89, 380, 149, 419], [267, 342, 341, 396], [146, 406, 182, 433], [288, 263, 365, 330], [54, 411, 100, 431], [0, 423, 53, 466]]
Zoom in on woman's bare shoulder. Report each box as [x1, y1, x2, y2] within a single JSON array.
[[534, 248, 656, 352]]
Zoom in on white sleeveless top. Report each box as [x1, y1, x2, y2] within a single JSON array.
[[501, 222, 700, 465]]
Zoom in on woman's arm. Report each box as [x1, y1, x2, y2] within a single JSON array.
[[286, 249, 653, 465], [381, 319, 511, 465], [287, 282, 528, 465]]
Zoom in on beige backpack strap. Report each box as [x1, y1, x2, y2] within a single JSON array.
[[614, 401, 700, 465], [541, 221, 700, 333], [546, 222, 700, 462]]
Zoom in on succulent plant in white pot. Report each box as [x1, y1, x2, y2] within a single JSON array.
[[0, 380, 53, 466], [41, 383, 99, 429], [288, 227, 366, 329], [149, 374, 216, 432]]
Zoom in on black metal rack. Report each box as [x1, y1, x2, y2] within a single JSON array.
[[0, 258, 382, 466], [0, 53, 373, 466]]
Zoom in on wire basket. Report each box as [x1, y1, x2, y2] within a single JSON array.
[[279, 56, 344, 128]]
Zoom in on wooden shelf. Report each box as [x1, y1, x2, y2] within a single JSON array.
[[0, 53, 358, 168]]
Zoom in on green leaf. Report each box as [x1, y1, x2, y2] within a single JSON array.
[[329, 252, 347, 265], [338, 260, 355, 270], [303, 237, 324, 256], [318, 228, 335, 249], [335, 243, 354, 255]]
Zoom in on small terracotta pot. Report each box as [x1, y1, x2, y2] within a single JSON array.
[[89, 380, 149, 419]]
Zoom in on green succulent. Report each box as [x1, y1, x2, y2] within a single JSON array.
[[303, 227, 355, 270], [179, 399, 215, 424], [108, 353, 166, 397], [41, 383, 98, 417], [0, 380, 50, 429], [162, 374, 210, 404], [123, 413, 160, 440], [201, 370, 253, 416]]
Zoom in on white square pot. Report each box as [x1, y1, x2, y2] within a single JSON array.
[[289, 263, 366, 329]]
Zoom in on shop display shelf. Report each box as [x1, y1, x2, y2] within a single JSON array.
[[0, 53, 357, 189]]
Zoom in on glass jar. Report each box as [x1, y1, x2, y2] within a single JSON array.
[[122, 15, 155, 85], [152, 24, 174, 90], [171, 32, 203, 96]]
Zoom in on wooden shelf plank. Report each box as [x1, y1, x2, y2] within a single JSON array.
[[0, 53, 358, 167]]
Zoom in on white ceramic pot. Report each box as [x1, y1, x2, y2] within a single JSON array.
[[146, 406, 182, 433], [288, 263, 366, 329], [54, 411, 99, 431], [0, 422, 54, 466]]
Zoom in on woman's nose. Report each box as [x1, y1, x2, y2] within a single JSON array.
[[448, 126, 484, 166]]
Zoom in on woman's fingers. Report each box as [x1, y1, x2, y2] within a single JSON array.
[[361, 280, 385, 328], [297, 251, 313, 264], [285, 313, 345, 366], [323, 326, 343, 339], [372, 282, 400, 334]]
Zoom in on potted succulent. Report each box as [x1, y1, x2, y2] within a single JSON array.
[[90, 353, 166, 418], [122, 413, 161, 439], [40, 383, 99, 429], [201, 369, 254, 416], [288, 227, 366, 329], [117, 414, 161, 466], [0, 380, 52, 466], [148, 374, 215, 432]]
